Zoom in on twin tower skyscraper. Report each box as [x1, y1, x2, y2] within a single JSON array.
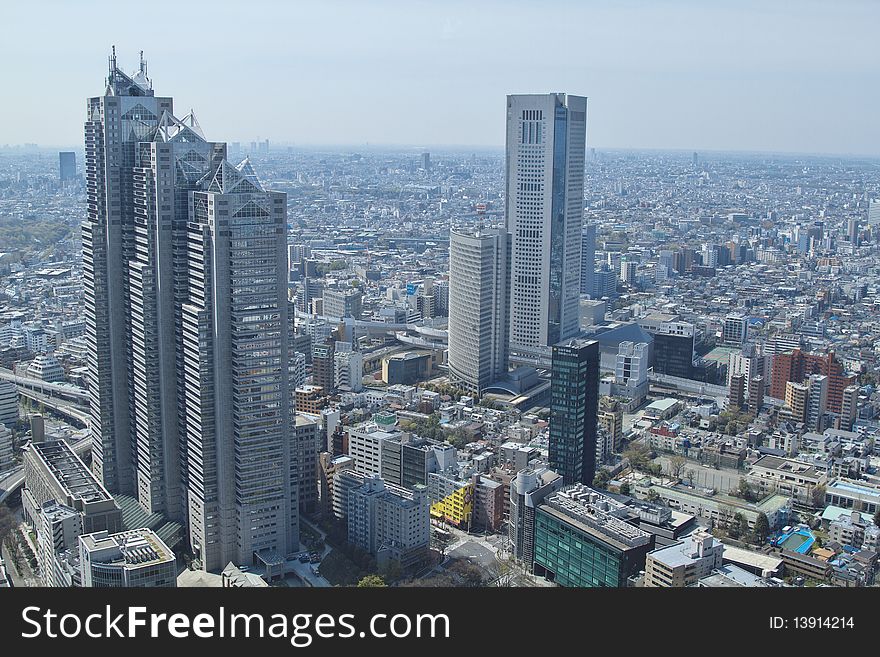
[[448, 93, 588, 395], [83, 52, 297, 571]]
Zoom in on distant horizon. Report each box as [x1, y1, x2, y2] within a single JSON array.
[[2, 1, 878, 157], [4, 142, 880, 161]]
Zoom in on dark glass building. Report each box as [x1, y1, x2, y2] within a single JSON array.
[[646, 329, 695, 379], [549, 339, 599, 486]]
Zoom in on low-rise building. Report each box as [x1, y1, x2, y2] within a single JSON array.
[[79, 528, 176, 588], [746, 455, 826, 506], [825, 478, 880, 515], [636, 479, 790, 531], [828, 510, 880, 551], [644, 531, 724, 587], [23, 439, 122, 534]]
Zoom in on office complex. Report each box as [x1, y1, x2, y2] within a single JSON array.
[[581, 223, 596, 296], [34, 500, 84, 587], [323, 288, 362, 319], [0, 380, 17, 426], [722, 314, 748, 344], [79, 528, 176, 587], [82, 53, 296, 571], [639, 316, 697, 379], [22, 439, 123, 535], [549, 339, 599, 486], [506, 93, 586, 354], [0, 426, 12, 471], [509, 467, 564, 567], [447, 226, 510, 395], [346, 474, 430, 570], [292, 415, 319, 514], [533, 485, 654, 587]]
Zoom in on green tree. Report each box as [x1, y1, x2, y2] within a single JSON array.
[[753, 512, 771, 544], [0, 505, 16, 547], [874, 507, 880, 529], [668, 455, 687, 481], [619, 482, 631, 496], [357, 574, 386, 588], [736, 479, 755, 502], [728, 512, 745, 539], [623, 443, 650, 471], [811, 484, 826, 509], [449, 559, 484, 587], [645, 489, 660, 503], [592, 470, 611, 489]]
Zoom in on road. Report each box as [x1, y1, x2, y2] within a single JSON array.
[[285, 558, 331, 587], [0, 367, 89, 403]]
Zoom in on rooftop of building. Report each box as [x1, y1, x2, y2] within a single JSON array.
[[540, 484, 652, 551], [751, 455, 823, 479], [826, 478, 880, 499], [648, 532, 721, 568], [295, 414, 318, 427], [29, 439, 113, 504], [720, 544, 785, 573], [645, 481, 790, 517], [80, 528, 174, 568]]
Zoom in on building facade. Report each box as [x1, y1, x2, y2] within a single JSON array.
[[82, 54, 297, 571], [447, 227, 510, 395], [533, 485, 653, 587], [549, 339, 599, 485], [79, 528, 176, 587], [506, 93, 586, 354]]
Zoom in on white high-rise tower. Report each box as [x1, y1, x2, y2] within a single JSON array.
[[505, 93, 587, 354], [447, 226, 510, 395]]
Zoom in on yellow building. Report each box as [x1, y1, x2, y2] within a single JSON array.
[[430, 483, 474, 528]]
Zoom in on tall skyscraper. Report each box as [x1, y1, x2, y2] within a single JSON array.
[[729, 373, 746, 410], [847, 216, 859, 245], [59, 152, 76, 183], [549, 339, 599, 486], [868, 200, 880, 226], [83, 51, 296, 571], [447, 226, 510, 395], [506, 93, 587, 354], [620, 258, 637, 285], [580, 223, 596, 296]]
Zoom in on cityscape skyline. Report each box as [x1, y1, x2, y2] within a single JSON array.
[[2, 1, 879, 156], [1, 1, 880, 605]]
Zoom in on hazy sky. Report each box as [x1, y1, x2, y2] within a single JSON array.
[[2, 0, 878, 155]]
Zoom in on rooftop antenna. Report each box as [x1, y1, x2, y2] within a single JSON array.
[[139, 50, 147, 76], [108, 45, 117, 83]]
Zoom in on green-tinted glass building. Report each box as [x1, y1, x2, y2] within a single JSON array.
[[549, 339, 599, 486], [533, 486, 654, 587]]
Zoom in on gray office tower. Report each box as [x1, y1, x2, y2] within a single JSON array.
[[447, 226, 510, 395], [580, 223, 596, 296], [59, 152, 76, 183], [82, 51, 296, 571], [506, 94, 587, 354]]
